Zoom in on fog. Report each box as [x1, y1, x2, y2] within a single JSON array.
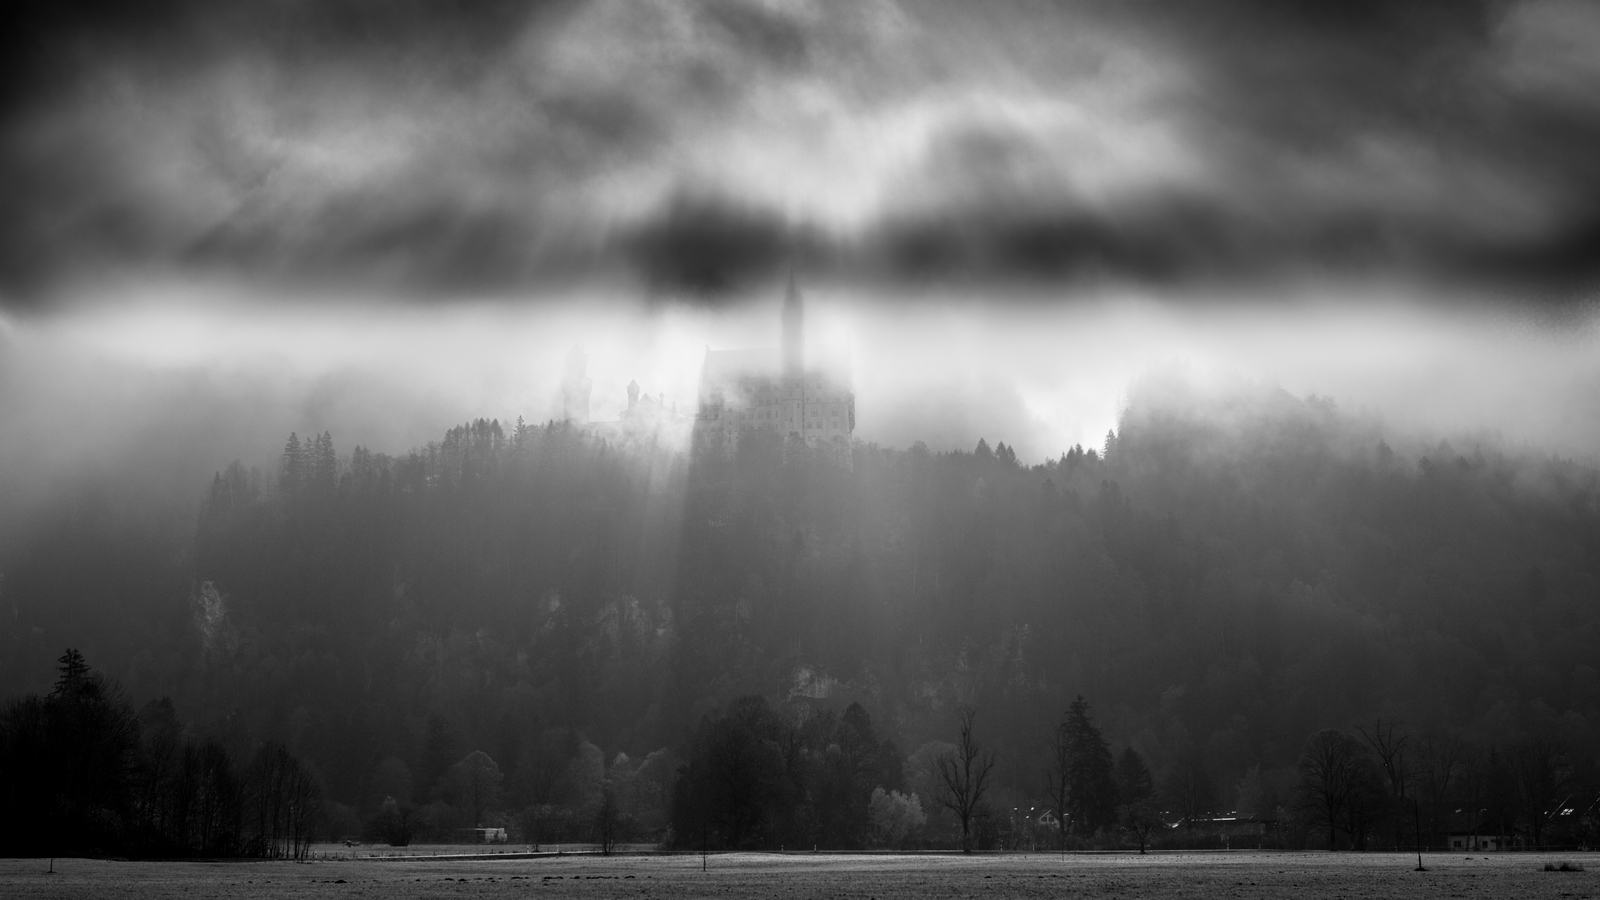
[[5, 0, 1599, 521]]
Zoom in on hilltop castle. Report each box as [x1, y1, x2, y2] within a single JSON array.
[[692, 275, 855, 456], [558, 276, 854, 456]]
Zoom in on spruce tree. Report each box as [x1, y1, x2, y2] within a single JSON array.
[[1063, 696, 1118, 836], [1115, 747, 1153, 802], [312, 432, 337, 497], [1115, 747, 1162, 853], [51, 647, 91, 699], [280, 433, 305, 499]]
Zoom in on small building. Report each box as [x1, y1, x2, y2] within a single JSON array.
[[459, 827, 508, 844], [1036, 809, 1060, 829], [1442, 809, 1518, 851]]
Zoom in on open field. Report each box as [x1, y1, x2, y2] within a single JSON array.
[[2, 851, 1597, 900]]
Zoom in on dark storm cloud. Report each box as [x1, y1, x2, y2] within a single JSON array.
[[1097, 0, 1600, 288], [0, 0, 545, 108], [619, 194, 815, 298], [0, 0, 537, 297], [3, 0, 1599, 306]]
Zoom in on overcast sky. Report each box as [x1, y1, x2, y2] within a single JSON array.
[[5, 0, 1600, 297], [2, 0, 1599, 519]]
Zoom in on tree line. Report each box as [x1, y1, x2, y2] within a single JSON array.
[[668, 693, 1599, 852], [2, 379, 1598, 851], [0, 650, 323, 858], [1295, 719, 1596, 851]]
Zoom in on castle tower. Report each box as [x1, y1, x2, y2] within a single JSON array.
[[692, 274, 851, 462]]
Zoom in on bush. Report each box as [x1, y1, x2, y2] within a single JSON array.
[[518, 803, 581, 845], [868, 789, 926, 849], [366, 797, 421, 846]]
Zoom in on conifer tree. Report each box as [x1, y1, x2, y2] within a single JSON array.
[[311, 432, 337, 497], [1115, 747, 1162, 852], [1063, 696, 1118, 836], [51, 647, 91, 699], [280, 433, 305, 499]]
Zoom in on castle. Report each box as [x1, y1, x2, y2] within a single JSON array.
[[559, 276, 854, 457], [692, 274, 855, 456], [567, 351, 688, 448]]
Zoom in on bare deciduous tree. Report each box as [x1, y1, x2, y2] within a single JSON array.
[[936, 707, 996, 853], [1355, 718, 1410, 850], [444, 751, 502, 828], [1296, 729, 1383, 850], [246, 743, 323, 860]]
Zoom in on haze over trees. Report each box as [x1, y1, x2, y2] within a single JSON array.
[[2, 377, 1599, 850]]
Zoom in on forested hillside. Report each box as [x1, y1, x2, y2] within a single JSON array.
[[3, 379, 1598, 849]]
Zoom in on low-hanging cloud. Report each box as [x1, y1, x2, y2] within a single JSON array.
[[3, 283, 1597, 533], [3, 0, 1599, 306]]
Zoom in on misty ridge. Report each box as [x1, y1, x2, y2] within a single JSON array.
[[6, 0, 1600, 868], [4, 371, 1599, 854]]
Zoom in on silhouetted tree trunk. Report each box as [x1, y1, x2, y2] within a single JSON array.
[[937, 707, 996, 853]]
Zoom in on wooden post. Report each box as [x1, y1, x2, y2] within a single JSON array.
[[1413, 796, 1426, 871]]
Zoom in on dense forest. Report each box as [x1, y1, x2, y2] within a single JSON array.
[[3, 377, 1598, 852]]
